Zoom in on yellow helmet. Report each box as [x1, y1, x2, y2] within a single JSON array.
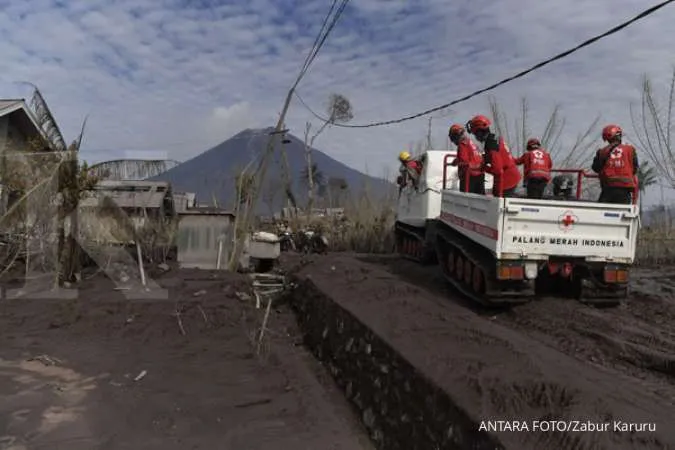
[[399, 151, 411, 161]]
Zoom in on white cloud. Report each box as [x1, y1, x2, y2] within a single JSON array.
[[0, 0, 674, 203], [200, 102, 256, 157]]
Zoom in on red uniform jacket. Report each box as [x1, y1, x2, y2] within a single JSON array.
[[591, 144, 638, 188], [451, 138, 483, 177], [407, 160, 422, 174], [398, 160, 423, 187], [483, 134, 521, 195], [515, 148, 552, 181]]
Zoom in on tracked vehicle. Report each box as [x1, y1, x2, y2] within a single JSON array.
[[394, 150, 640, 306]]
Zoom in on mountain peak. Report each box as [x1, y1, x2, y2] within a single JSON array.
[[151, 128, 394, 212]]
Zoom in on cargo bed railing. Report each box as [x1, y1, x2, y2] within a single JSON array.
[[441, 154, 638, 205], [549, 169, 638, 205]]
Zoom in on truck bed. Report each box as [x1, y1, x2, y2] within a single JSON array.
[[439, 190, 640, 263]]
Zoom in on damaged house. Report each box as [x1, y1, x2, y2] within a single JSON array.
[[78, 180, 176, 244]]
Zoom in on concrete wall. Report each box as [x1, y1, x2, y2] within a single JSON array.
[[177, 213, 234, 269]]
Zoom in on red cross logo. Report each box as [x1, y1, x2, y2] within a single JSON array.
[[559, 211, 577, 230]]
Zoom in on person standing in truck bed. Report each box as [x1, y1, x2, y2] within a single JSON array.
[[591, 124, 639, 204], [514, 137, 552, 199], [448, 123, 485, 194], [466, 115, 521, 197]]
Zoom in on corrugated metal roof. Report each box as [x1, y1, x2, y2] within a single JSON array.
[[80, 191, 167, 209], [0, 99, 46, 141], [179, 206, 234, 217], [0, 99, 24, 115], [93, 180, 171, 190]]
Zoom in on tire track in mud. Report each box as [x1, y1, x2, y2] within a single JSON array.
[[359, 255, 675, 401]]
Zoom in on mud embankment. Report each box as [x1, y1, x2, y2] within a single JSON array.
[[292, 279, 502, 450], [288, 254, 675, 450]]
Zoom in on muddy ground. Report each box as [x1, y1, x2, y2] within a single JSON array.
[[3, 253, 674, 450], [364, 255, 675, 401], [0, 268, 373, 450], [289, 253, 675, 450]]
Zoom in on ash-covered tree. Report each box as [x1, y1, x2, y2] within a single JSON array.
[[323, 176, 349, 207], [630, 68, 675, 188], [12, 84, 99, 285], [303, 93, 353, 217], [261, 176, 283, 216]]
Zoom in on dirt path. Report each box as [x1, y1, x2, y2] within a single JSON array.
[[0, 269, 372, 450], [288, 253, 675, 449], [362, 255, 675, 404]]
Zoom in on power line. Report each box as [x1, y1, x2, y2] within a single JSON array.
[[76, 3, 351, 158], [77, 2, 351, 158], [298, 0, 339, 79], [228, 0, 351, 268], [297, 0, 675, 128], [290, 0, 350, 91], [300, 0, 350, 80]]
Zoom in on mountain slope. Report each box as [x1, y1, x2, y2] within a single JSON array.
[[151, 127, 395, 213]]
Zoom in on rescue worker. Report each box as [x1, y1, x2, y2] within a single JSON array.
[[514, 137, 552, 199], [591, 124, 639, 204], [448, 124, 485, 194], [466, 115, 521, 197], [397, 151, 422, 189]]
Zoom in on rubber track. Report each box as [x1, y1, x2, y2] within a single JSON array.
[[394, 222, 434, 265], [396, 221, 626, 307], [435, 223, 534, 306]]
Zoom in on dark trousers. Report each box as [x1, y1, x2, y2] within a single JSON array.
[[502, 187, 517, 198], [459, 173, 486, 194], [493, 186, 517, 197], [526, 178, 548, 199], [599, 186, 633, 204]]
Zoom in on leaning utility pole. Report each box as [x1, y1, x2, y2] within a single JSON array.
[[227, 90, 295, 270]]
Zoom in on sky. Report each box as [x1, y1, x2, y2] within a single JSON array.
[[1, 0, 674, 205]]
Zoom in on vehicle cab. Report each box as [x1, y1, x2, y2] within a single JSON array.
[[397, 150, 494, 227]]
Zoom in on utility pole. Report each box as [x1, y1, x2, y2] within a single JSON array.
[[227, 89, 296, 270]]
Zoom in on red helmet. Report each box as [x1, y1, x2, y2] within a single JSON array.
[[467, 115, 491, 133], [602, 124, 622, 142], [448, 124, 465, 137], [526, 138, 541, 150]]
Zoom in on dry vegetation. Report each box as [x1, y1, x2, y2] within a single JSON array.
[[269, 73, 675, 265], [276, 190, 675, 265], [2, 71, 675, 287]]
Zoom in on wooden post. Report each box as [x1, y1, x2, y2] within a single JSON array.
[[136, 240, 146, 286]]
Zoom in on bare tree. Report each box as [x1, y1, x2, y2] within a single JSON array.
[[303, 93, 353, 219], [426, 116, 433, 150], [423, 109, 453, 151], [233, 167, 256, 207], [261, 177, 283, 216], [21, 86, 98, 284], [630, 68, 675, 187], [324, 176, 349, 208], [487, 95, 600, 167], [487, 95, 602, 199]]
